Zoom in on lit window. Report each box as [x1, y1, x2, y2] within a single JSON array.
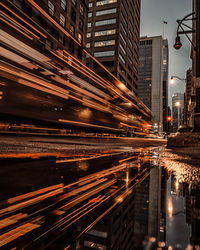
[[84, 240, 107, 249], [87, 32, 91, 38], [88, 12, 92, 17], [96, 0, 117, 6], [69, 24, 75, 35], [89, 2, 93, 7], [78, 33, 82, 43], [95, 29, 116, 36], [94, 51, 115, 57], [48, 1, 54, 16], [60, 13, 65, 27], [96, 8, 116, 16], [94, 40, 115, 47], [95, 18, 116, 26], [86, 43, 90, 48], [61, 0, 66, 10], [88, 22, 92, 28]]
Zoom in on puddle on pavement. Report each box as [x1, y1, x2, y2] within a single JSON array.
[[0, 147, 199, 249]]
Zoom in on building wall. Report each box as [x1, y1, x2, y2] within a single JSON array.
[[138, 36, 168, 134], [162, 39, 169, 132], [86, 0, 141, 96]]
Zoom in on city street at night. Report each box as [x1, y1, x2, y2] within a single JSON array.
[[0, 0, 200, 249]]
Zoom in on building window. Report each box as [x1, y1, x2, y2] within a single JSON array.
[[94, 39, 115, 47], [88, 12, 92, 17], [87, 229, 108, 238], [120, 33, 127, 45], [86, 43, 90, 48], [88, 22, 92, 28], [121, 12, 128, 27], [69, 24, 75, 35], [48, 1, 54, 16], [79, 19, 84, 31], [71, 0, 76, 6], [96, 0, 117, 6], [78, 33, 82, 43], [96, 8, 117, 16], [61, 0, 66, 10], [128, 56, 133, 65], [120, 43, 126, 55], [71, 8, 76, 23], [89, 2, 93, 7], [60, 14, 65, 27], [95, 29, 116, 37], [84, 241, 107, 249], [80, 4, 84, 15], [120, 22, 127, 36], [119, 53, 126, 64], [95, 18, 116, 26], [87, 32, 91, 38], [94, 51, 115, 57]]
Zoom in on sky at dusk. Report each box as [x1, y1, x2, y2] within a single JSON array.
[[140, 0, 192, 107]]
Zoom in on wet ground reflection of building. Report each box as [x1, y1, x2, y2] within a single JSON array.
[[163, 150, 200, 249], [77, 153, 168, 250]]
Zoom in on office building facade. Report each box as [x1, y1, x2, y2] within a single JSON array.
[[86, 0, 141, 96], [138, 36, 169, 134], [2, 0, 88, 63]]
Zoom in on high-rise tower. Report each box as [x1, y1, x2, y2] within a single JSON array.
[[86, 0, 141, 97]]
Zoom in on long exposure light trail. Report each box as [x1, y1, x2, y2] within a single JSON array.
[[0, 2, 47, 38]]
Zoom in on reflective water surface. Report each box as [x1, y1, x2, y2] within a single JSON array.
[[0, 147, 199, 249]]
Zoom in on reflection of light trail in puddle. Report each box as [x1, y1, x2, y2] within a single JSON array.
[[0, 153, 152, 248], [64, 167, 152, 249], [167, 197, 173, 219]]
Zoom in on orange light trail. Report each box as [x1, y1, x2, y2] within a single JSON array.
[[0, 10, 40, 39], [27, 0, 81, 46], [0, 2, 47, 38], [0, 17, 33, 40]]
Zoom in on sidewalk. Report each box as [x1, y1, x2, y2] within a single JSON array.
[[167, 132, 200, 159]]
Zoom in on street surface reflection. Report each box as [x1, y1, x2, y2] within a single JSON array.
[[0, 147, 199, 249]]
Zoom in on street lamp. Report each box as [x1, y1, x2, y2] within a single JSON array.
[[170, 76, 186, 84], [173, 12, 196, 50]]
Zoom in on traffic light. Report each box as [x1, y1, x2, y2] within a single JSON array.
[[167, 116, 172, 122]]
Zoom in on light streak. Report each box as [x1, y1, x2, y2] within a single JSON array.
[[0, 17, 33, 40], [58, 119, 123, 132], [0, 2, 47, 38], [0, 10, 40, 39], [7, 184, 64, 204], [27, 0, 81, 45]]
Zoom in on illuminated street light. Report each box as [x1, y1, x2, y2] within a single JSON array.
[[175, 101, 180, 107], [170, 76, 186, 84]]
